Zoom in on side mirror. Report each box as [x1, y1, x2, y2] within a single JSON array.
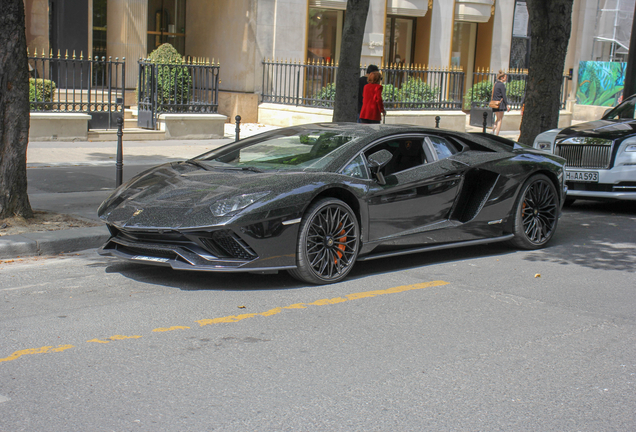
[[367, 149, 393, 185]]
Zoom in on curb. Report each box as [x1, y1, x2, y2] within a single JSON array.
[[0, 226, 111, 259]]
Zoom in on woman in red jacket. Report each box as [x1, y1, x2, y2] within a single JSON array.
[[359, 71, 386, 124]]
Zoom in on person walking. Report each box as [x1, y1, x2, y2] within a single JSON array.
[[359, 71, 386, 124], [358, 64, 379, 121], [492, 70, 510, 135]]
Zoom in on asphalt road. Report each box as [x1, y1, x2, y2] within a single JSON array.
[[1, 195, 635, 431]]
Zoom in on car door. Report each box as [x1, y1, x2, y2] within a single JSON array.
[[365, 134, 468, 245]]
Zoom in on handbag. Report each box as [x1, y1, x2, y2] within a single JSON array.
[[489, 83, 501, 109]]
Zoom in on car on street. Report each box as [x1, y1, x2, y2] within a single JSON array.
[[533, 94, 636, 203], [98, 123, 566, 284]]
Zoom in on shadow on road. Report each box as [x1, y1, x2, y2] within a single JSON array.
[[523, 200, 636, 272]]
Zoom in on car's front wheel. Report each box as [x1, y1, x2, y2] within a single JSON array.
[[509, 174, 559, 250], [288, 198, 360, 284]]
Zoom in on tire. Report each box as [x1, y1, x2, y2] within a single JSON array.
[[509, 174, 559, 250], [288, 198, 360, 284]]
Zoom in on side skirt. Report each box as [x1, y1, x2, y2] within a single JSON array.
[[356, 234, 515, 262]]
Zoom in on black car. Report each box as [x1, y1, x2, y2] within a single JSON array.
[[533, 94, 636, 203], [98, 123, 566, 284]]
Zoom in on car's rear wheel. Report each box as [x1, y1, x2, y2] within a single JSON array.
[[509, 174, 559, 250], [288, 198, 360, 284]]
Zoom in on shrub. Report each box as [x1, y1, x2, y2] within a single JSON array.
[[143, 43, 192, 110], [311, 83, 336, 107], [463, 79, 526, 110], [29, 78, 57, 110], [391, 77, 438, 108]]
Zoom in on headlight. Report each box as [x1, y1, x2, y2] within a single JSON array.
[[626, 144, 636, 152], [210, 192, 270, 216], [536, 142, 552, 151]]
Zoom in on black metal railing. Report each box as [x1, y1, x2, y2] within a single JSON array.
[[28, 49, 125, 129], [468, 68, 570, 110], [262, 59, 465, 110], [137, 59, 220, 129]]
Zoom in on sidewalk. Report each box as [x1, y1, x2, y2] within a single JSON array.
[[0, 123, 278, 259]]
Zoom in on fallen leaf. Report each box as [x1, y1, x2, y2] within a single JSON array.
[[534, 273, 541, 278], [238, 305, 246, 309]]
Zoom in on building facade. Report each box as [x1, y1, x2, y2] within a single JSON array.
[[24, 0, 635, 124]]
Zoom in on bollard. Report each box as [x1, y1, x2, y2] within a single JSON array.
[[116, 116, 124, 187], [435, 116, 440, 128], [482, 111, 488, 133], [235, 115, 241, 142]]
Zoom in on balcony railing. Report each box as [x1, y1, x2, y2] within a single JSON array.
[[28, 49, 125, 129], [262, 59, 465, 111]]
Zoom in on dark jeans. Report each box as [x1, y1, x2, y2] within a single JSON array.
[[359, 118, 380, 124]]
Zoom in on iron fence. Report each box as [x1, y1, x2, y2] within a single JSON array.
[[28, 50, 125, 129], [469, 68, 571, 110], [137, 59, 220, 129], [262, 59, 465, 110]]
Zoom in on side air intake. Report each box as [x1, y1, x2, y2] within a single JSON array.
[[451, 170, 499, 223]]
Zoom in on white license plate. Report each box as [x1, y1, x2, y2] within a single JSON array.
[[566, 170, 599, 183]]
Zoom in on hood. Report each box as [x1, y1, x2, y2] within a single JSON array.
[[98, 162, 305, 229], [557, 119, 636, 141]]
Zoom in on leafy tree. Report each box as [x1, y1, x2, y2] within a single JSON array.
[[519, 0, 574, 145], [0, 0, 33, 218], [332, 0, 370, 122]]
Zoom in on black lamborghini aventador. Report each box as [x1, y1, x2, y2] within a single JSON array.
[[98, 123, 566, 284]]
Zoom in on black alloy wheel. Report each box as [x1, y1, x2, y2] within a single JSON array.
[[288, 198, 360, 284], [510, 174, 559, 250]]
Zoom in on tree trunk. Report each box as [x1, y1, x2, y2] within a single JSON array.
[[0, 0, 33, 218], [518, 0, 574, 146], [332, 0, 371, 122]]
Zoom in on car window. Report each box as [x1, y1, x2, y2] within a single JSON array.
[[341, 154, 369, 179], [603, 97, 636, 120], [426, 136, 458, 160], [364, 138, 427, 177], [197, 129, 356, 171]]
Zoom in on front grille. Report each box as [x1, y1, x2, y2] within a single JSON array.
[[555, 137, 613, 169], [555, 144, 612, 169]]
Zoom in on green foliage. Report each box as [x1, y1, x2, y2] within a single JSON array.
[[312, 77, 439, 109], [463, 80, 492, 110], [145, 43, 192, 109], [463, 79, 526, 110], [311, 83, 336, 107], [387, 77, 438, 107], [29, 78, 56, 110]]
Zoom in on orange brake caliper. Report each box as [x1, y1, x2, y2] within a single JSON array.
[[335, 223, 346, 264]]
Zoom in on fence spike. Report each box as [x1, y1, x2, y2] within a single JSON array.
[[73, 50, 76, 59], [65, 49, 68, 59], [27, 47, 30, 56], [34, 47, 37, 57]]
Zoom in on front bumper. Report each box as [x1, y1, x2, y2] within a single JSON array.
[[565, 166, 636, 201]]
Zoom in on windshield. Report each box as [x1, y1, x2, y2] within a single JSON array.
[[195, 128, 357, 171], [603, 96, 636, 120]]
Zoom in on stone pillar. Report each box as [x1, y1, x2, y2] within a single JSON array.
[[107, 0, 147, 89], [428, 0, 454, 68], [360, 0, 388, 67], [489, 0, 514, 72]]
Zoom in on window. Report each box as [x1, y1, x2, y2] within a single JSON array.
[[307, 8, 344, 63], [147, 0, 186, 55], [365, 138, 427, 176], [384, 16, 416, 65], [341, 154, 369, 179], [427, 136, 458, 160]]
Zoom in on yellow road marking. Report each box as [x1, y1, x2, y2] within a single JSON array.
[[0, 345, 74, 363], [87, 335, 142, 344], [196, 281, 448, 327], [1, 280, 448, 364], [153, 326, 190, 332]]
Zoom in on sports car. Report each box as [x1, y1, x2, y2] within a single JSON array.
[[533, 94, 636, 203], [98, 123, 566, 284]]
